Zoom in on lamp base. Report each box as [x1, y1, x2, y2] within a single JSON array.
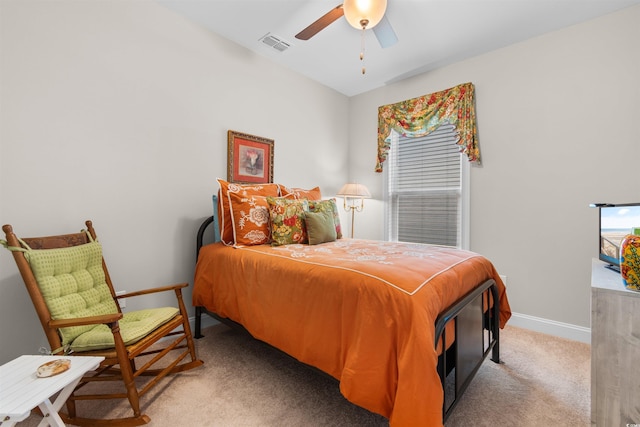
[[350, 207, 355, 239]]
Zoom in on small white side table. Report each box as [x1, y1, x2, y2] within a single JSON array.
[[0, 354, 104, 427]]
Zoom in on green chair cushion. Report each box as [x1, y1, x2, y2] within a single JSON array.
[[25, 241, 118, 346], [25, 241, 179, 352], [71, 307, 179, 352]]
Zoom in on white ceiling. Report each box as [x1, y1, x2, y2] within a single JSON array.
[[155, 0, 640, 97]]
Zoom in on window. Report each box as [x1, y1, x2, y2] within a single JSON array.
[[385, 122, 470, 248]]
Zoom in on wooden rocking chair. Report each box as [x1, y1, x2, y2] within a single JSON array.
[[1, 220, 203, 426]]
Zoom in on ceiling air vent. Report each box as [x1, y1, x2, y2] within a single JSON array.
[[259, 34, 291, 53]]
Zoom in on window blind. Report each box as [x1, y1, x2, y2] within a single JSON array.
[[387, 122, 462, 247]]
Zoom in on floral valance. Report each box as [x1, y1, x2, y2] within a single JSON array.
[[376, 82, 480, 172]]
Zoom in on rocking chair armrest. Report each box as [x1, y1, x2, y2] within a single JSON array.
[[49, 312, 124, 329], [114, 283, 189, 299]]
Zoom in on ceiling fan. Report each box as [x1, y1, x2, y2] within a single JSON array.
[[295, 0, 398, 49]]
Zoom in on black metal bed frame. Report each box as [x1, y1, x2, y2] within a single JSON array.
[[193, 215, 501, 422]]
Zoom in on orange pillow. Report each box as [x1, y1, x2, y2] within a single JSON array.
[[227, 192, 271, 246], [279, 185, 322, 200], [217, 179, 279, 245]]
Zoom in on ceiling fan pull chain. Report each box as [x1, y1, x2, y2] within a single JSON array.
[[360, 24, 366, 75]]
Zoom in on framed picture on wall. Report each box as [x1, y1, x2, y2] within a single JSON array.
[[227, 130, 274, 184]]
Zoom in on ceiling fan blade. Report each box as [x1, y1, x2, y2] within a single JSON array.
[[295, 5, 344, 41], [373, 15, 398, 48]]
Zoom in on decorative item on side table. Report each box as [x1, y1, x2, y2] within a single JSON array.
[[227, 130, 274, 184], [620, 232, 640, 291], [336, 183, 371, 238]]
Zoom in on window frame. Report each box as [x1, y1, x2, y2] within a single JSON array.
[[383, 127, 470, 250]]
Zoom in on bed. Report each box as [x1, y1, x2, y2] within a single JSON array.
[[192, 186, 511, 426]]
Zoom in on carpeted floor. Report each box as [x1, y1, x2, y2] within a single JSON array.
[[17, 324, 590, 426]]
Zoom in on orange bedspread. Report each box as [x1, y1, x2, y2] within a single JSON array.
[[193, 239, 511, 426]]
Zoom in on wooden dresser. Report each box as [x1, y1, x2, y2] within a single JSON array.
[[591, 258, 640, 426]]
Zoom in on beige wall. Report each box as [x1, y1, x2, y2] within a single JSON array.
[[0, 0, 349, 363], [348, 5, 640, 335]]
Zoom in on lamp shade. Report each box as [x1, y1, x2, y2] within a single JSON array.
[[343, 0, 388, 30], [336, 183, 372, 198]]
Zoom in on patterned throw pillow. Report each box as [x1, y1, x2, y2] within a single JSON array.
[[308, 198, 342, 239], [217, 178, 279, 245], [305, 210, 337, 245], [266, 196, 309, 246], [279, 185, 322, 200], [228, 192, 271, 246]]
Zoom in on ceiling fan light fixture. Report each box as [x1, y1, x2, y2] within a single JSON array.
[[343, 0, 387, 30]]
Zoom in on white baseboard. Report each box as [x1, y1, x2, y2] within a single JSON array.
[[508, 312, 591, 344]]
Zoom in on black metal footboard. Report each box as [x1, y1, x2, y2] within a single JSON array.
[[435, 278, 501, 422]]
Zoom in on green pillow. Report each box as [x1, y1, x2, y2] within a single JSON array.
[[305, 210, 337, 245], [308, 198, 342, 239]]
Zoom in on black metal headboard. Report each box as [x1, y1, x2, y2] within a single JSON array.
[[196, 216, 215, 258]]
